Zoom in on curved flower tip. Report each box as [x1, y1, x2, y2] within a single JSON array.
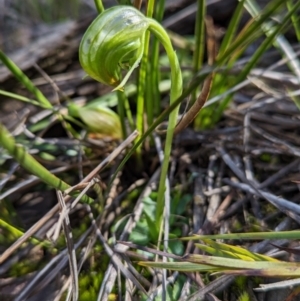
[[79, 6, 149, 90]]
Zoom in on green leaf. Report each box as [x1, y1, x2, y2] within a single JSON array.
[[184, 254, 294, 271], [138, 261, 223, 272], [181, 230, 300, 241], [0, 51, 52, 109], [196, 239, 279, 262]]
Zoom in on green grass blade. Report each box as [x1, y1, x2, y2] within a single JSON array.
[[181, 230, 300, 241], [0, 122, 93, 203], [287, 0, 300, 41], [108, 71, 206, 189], [213, 0, 300, 123], [195, 243, 256, 261], [0, 218, 50, 248], [198, 0, 284, 128], [193, 0, 206, 76], [117, 90, 128, 138], [201, 0, 247, 128], [218, 0, 247, 56], [217, 0, 284, 65], [136, 0, 155, 155], [139, 258, 300, 277], [245, 0, 300, 80], [138, 261, 223, 272], [0, 90, 51, 109], [192, 0, 206, 129], [0, 51, 52, 109], [185, 254, 292, 270], [196, 240, 279, 262], [149, 0, 166, 119], [135, 31, 148, 153]]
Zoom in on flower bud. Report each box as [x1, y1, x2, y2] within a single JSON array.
[[68, 102, 122, 139]]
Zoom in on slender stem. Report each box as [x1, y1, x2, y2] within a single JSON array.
[[109, 68, 206, 190], [0, 218, 47, 246], [0, 51, 52, 109], [148, 20, 182, 226], [93, 0, 104, 13], [123, 96, 135, 132], [135, 31, 148, 152], [136, 0, 156, 161], [218, 0, 246, 56], [287, 0, 300, 41], [145, 0, 156, 125], [117, 90, 127, 138], [149, 0, 166, 120], [192, 0, 206, 96], [0, 89, 50, 109]]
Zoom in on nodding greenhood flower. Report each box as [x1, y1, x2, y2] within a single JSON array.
[[68, 102, 122, 139], [79, 6, 149, 91], [79, 5, 183, 227]]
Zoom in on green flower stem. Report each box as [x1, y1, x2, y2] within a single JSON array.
[[148, 20, 183, 225], [110, 68, 206, 188], [0, 51, 52, 109], [79, 6, 182, 225], [0, 122, 93, 203], [94, 0, 104, 13]]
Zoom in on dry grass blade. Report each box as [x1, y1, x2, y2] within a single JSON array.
[[14, 225, 93, 301], [187, 275, 236, 301], [56, 191, 78, 301], [0, 130, 138, 265], [94, 230, 148, 296], [98, 170, 161, 300], [254, 278, 300, 292]]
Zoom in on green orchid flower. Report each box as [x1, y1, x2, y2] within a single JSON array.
[[79, 5, 183, 228], [79, 6, 149, 90]]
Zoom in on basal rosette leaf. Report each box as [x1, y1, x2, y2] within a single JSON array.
[[79, 6, 149, 90]]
